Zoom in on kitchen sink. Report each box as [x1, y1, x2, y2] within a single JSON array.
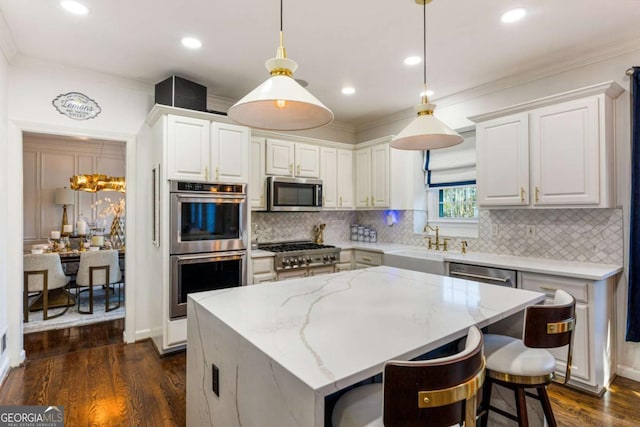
[[383, 249, 445, 275]]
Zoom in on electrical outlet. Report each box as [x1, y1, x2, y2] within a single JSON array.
[[212, 363, 220, 396], [526, 225, 536, 239], [491, 224, 499, 237]]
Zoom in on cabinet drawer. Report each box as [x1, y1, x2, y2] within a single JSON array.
[[520, 272, 589, 303], [354, 250, 382, 266], [252, 257, 275, 275], [309, 265, 335, 276], [253, 272, 276, 284]]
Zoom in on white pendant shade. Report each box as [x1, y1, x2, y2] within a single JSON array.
[[228, 57, 334, 131], [390, 103, 463, 150]]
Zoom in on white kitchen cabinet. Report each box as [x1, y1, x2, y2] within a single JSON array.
[[252, 255, 275, 284], [336, 249, 353, 272], [166, 114, 250, 183], [353, 250, 383, 269], [520, 271, 615, 394], [476, 113, 529, 206], [249, 137, 267, 210], [320, 147, 338, 208], [167, 114, 210, 181], [472, 82, 623, 209], [308, 265, 336, 277], [277, 269, 309, 281], [355, 143, 389, 209], [210, 122, 249, 183], [337, 149, 354, 209], [266, 139, 320, 178]]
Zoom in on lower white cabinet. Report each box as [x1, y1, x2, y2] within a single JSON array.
[[520, 271, 615, 394], [336, 249, 353, 272], [252, 256, 276, 284], [353, 250, 383, 269]]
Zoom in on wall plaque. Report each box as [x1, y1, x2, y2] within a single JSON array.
[[52, 92, 102, 120]]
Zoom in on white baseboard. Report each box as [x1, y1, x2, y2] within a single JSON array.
[[616, 364, 640, 382], [0, 353, 9, 388], [134, 328, 153, 342]]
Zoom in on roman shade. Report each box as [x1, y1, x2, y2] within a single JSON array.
[[423, 132, 476, 188]]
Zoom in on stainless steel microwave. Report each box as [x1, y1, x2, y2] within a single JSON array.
[[267, 176, 323, 211]]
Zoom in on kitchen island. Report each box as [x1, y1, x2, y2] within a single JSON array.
[[186, 266, 545, 427]]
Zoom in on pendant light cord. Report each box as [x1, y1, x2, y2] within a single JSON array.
[[278, 0, 285, 58], [280, 0, 283, 32], [422, 0, 428, 101]]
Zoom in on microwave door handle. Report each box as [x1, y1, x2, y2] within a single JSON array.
[[317, 186, 322, 207]]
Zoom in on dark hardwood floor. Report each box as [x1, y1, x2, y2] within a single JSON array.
[[1, 319, 639, 426]]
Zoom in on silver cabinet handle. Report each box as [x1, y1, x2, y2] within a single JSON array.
[[450, 271, 508, 283]]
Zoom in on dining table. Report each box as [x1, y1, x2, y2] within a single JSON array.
[[186, 266, 546, 427]]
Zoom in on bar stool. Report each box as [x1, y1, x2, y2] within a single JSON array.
[[24, 253, 74, 321], [332, 326, 485, 427], [76, 250, 122, 314], [479, 289, 576, 427]]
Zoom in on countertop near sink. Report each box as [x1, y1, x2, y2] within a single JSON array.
[[328, 241, 622, 281], [249, 241, 622, 281]]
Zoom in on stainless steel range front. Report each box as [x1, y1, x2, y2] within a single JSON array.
[[258, 241, 340, 272]]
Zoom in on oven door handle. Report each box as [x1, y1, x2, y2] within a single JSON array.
[[175, 193, 246, 202], [173, 251, 246, 262], [449, 271, 509, 283]]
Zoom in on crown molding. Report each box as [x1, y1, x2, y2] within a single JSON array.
[[0, 9, 16, 62], [356, 36, 640, 134]]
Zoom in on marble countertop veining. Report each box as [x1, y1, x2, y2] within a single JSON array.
[[191, 266, 545, 394]]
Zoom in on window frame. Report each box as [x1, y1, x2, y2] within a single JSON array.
[[426, 184, 479, 238]]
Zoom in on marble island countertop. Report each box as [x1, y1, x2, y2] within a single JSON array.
[[251, 241, 622, 281], [187, 266, 546, 427]]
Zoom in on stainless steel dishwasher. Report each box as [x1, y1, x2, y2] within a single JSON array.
[[448, 262, 517, 288]]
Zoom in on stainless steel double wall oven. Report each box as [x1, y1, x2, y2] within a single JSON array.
[[169, 181, 247, 318]]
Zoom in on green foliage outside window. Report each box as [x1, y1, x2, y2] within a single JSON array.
[[438, 186, 477, 219]]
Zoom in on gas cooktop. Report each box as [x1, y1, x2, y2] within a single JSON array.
[[258, 241, 341, 271]]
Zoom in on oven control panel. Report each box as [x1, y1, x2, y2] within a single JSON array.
[[275, 250, 340, 271]]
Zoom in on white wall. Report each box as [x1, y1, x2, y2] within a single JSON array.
[[357, 48, 640, 381], [0, 29, 10, 385], [5, 55, 154, 366]]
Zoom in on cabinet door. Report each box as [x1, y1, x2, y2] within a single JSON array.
[[266, 139, 294, 176], [530, 97, 599, 206], [320, 147, 337, 208], [371, 144, 390, 208], [337, 149, 354, 209], [295, 142, 320, 178], [476, 113, 529, 206], [211, 123, 249, 183], [167, 115, 210, 181], [355, 148, 371, 208], [249, 138, 267, 210], [548, 302, 591, 383]]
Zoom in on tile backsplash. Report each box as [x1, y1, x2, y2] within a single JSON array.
[[251, 208, 623, 265]]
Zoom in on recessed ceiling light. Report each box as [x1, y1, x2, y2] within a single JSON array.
[[342, 87, 356, 95], [420, 90, 435, 97], [60, 1, 89, 15], [501, 8, 526, 23], [181, 37, 202, 49], [404, 56, 422, 66]]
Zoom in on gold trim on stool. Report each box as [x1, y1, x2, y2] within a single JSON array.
[[487, 369, 554, 385], [547, 317, 575, 334], [418, 358, 485, 408]]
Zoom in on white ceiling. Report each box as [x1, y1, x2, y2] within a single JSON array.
[[1, 0, 640, 126]]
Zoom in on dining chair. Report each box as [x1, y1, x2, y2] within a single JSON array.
[[479, 289, 576, 427], [332, 325, 485, 427], [76, 249, 122, 314], [23, 253, 73, 322]]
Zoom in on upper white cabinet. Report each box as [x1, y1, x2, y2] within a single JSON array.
[[167, 115, 210, 182], [266, 139, 320, 178], [249, 137, 267, 210], [211, 122, 250, 183], [320, 148, 354, 210], [337, 149, 354, 209], [472, 82, 623, 208], [355, 143, 389, 209], [165, 114, 249, 183]]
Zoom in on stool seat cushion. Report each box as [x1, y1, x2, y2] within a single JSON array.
[[332, 383, 384, 427], [484, 334, 556, 377]]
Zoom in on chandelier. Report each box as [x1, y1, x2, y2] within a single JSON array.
[[70, 174, 126, 193]]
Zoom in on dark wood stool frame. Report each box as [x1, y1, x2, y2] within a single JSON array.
[[479, 298, 576, 427], [24, 269, 72, 322]]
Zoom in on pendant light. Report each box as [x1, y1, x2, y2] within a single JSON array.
[[228, 0, 334, 131], [390, 0, 463, 150]]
